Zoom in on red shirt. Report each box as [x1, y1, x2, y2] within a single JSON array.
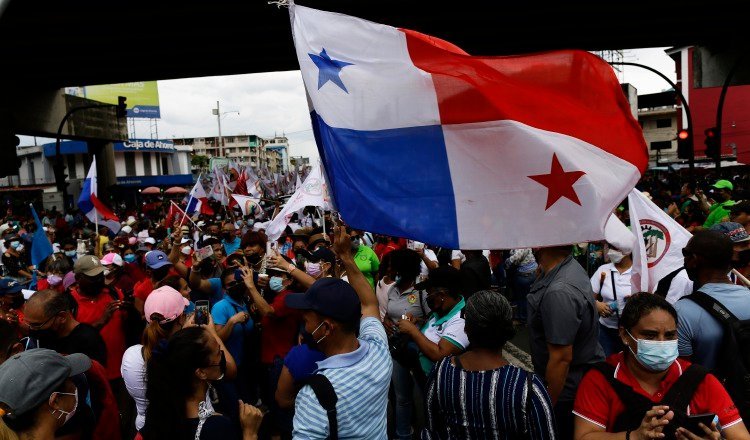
[[260, 290, 302, 364], [573, 353, 741, 431], [133, 278, 153, 302], [71, 287, 126, 380]]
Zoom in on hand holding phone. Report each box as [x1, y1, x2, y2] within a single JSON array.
[[195, 300, 210, 326], [680, 413, 718, 437]]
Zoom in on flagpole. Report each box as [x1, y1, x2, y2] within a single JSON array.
[[94, 207, 99, 256], [732, 269, 750, 288], [171, 201, 203, 232], [180, 173, 202, 230]]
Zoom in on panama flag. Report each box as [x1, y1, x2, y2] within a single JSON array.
[[185, 179, 213, 216], [77, 157, 121, 233], [291, 6, 648, 249]]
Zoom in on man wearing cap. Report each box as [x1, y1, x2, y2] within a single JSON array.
[[285, 226, 391, 439], [709, 222, 750, 284], [700, 179, 736, 228], [730, 200, 750, 232], [2, 235, 32, 282], [102, 252, 137, 300], [0, 349, 90, 438], [71, 255, 129, 382], [132, 250, 174, 317], [24, 289, 107, 367], [676, 230, 750, 371], [0, 278, 25, 330]]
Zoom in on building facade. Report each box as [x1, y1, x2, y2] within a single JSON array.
[[636, 91, 679, 166], [174, 134, 286, 173]]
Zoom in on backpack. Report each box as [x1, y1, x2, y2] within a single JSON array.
[[683, 291, 750, 422], [303, 374, 339, 440], [591, 362, 708, 437], [654, 267, 685, 299]]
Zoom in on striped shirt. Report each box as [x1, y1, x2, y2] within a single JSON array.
[[421, 357, 557, 440], [293, 317, 392, 439]]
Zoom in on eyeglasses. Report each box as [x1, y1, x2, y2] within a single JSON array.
[[26, 314, 57, 331]]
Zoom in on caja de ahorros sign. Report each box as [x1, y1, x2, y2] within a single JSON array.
[[115, 139, 176, 153]]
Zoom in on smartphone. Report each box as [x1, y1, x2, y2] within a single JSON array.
[[682, 413, 717, 436], [195, 300, 210, 326], [194, 245, 214, 263]]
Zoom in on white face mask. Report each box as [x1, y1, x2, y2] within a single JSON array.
[[607, 249, 625, 264], [15, 244, 24, 252], [181, 245, 192, 255], [51, 388, 78, 425]]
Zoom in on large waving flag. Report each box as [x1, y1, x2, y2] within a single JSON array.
[[629, 189, 692, 293], [291, 5, 648, 249], [77, 157, 121, 233], [185, 178, 213, 216], [29, 204, 53, 267]]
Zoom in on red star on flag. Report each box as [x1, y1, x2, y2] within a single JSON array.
[[529, 153, 586, 210]]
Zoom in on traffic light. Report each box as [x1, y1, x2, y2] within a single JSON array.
[[0, 133, 21, 178], [116, 96, 127, 118], [704, 127, 720, 159], [676, 129, 692, 160], [53, 160, 68, 192]]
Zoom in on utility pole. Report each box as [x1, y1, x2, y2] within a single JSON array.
[[212, 101, 223, 158]]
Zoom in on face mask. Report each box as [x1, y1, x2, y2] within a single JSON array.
[[103, 269, 111, 277], [607, 249, 625, 264], [124, 254, 137, 263], [181, 245, 192, 255], [302, 321, 327, 350], [269, 276, 284, 292], [48, 274, 63, 286], [350, 238, 361, 250], [15, 244, 24, 252], [65, 250, 77, 257], [394, 275, 402, 284], [305, 262, 322, 278], [626, 330, 679, 372], [51, 388, 78, 424], [245, 253, 261, 265]]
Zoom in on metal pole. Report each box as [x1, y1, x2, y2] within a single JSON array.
[[715, 55, 745, 171], [610, 61, 695, 185], [216, 100, 223, 158]]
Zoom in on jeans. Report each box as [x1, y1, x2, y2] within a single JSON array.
[[510, 270, 536, 323], [392, 359, 415, 439], [599, 323, 622, 357]]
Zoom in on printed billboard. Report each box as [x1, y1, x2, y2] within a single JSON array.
[[66, 81, 161, 118]]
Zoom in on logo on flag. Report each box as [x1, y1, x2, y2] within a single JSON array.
[[640, 219, 671, 268]]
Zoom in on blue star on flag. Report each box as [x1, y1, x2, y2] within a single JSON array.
[[308, 48, 353, 93]]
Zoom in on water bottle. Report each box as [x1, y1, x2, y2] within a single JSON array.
[[609, 300, 619, 312]]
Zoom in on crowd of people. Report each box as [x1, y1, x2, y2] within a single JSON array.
[[0, 169, 749, 439]]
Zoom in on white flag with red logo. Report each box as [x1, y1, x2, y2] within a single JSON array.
[[629, 189, 692, 293]]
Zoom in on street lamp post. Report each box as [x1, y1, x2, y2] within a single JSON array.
[[212, 101, 240, 159]]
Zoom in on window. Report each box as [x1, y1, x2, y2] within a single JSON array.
[[655, 118, 672, 128], [66, 155, 77, 179], [143, 152, 152, 175], [161, 156, 169, 175], [125, 154, 136, 175], [650, 141, 672, 151], [28, 158, 35, 183]]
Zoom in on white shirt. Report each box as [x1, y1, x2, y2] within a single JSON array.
[[590, 263, 633, 329], [419, 248, 438, 281], [665, 269, 694, 304], [375, 279, 394, 320], [122, 344, 214, 431]]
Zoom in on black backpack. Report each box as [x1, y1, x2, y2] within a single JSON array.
[[303, 374, 339, 440], [591, 362, 708, 437], [682, 291, 750, 422], [654, 267, 685, 299]]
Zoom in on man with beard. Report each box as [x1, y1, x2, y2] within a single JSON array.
[[24, 288, 107, 366]]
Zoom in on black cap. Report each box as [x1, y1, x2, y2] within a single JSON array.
[[285, 278, 361, 323], [415, 266, 463, 292], [308, 247, 336, 265], [730, 200, 750, 215]]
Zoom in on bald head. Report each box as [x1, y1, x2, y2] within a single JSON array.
[[26, 289, 71, 319]]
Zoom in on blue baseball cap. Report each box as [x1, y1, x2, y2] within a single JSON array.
[[144, 250, 172, 269], [0, 278, 23, 296], [709, 222, 750, 243], [285, 278, 361, 323]]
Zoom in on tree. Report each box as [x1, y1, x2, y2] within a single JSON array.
[[191, 154, 209, 170]]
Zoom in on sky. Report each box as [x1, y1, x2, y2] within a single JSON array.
[[23, 47, 677, 161]]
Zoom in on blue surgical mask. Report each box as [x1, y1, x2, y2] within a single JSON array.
[[394, 275, 402, 284], [626, 330, 678, 372], [269, 276, 284, 292], [10, 241, 20, 249], [65, 250, 77, 257], [124, 254, 137, 263]]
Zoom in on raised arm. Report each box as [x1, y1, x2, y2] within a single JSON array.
[[332, 225, 379, 319]]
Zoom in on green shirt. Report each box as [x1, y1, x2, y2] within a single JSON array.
[[354, 245, 380, 289], [703, 200, 736, 228]]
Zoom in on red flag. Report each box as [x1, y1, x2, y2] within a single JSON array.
[[229, 170, 249, 208]]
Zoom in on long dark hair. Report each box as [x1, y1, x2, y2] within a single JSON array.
[[141, 327, 214, 439]]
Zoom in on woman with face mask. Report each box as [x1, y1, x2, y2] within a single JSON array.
[[2, 237, 32, 282], [142, 327, 264, 440], [589, 241, 634, 357], [0, 349, 90, 440], [122, 286, 236, 433], [573, 293, 750, 440]]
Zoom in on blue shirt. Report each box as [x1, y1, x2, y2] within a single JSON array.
[[284, 345, 326, 382], [675, 282, 750, 370], [293, 317, 391, 439], [223, 237, 241, 256], [211, 295, 254, 365]]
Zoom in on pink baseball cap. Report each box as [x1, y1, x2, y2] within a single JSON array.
[[101, 253, 123, 267], [144, 286, 189, 324]]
